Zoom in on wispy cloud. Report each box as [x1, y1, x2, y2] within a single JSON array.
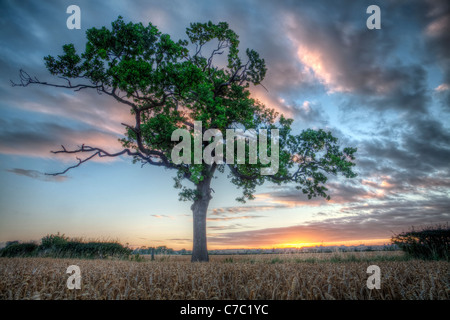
[[207, 215, 266, 221], [208, 196, 450, 248], [0, 118, 123, 161], [208, 224, 250, 231], [255, 181, 386, 208], [151, 214, 175, 220], [7, 168, 68, 182], [210, 204, 289, 216]]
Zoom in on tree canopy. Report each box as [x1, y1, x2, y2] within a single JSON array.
[[13, 17, 357, 261]]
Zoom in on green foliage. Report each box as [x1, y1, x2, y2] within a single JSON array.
[[131, 253, 146, 262], [133, 245, 175, 255], [0, 242, 39, 257], [40, 232, 69, 250], [1, 233, 131, 259], [229, 123, 358, 203], [41, 16, 357, 203], [269, 257, 283, 264], [52, 241, 131, 259], [391, 224, 449, 261], [5, 241, 19, 247]]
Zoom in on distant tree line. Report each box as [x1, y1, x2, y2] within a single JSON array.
[[132, 246, 177, 255]]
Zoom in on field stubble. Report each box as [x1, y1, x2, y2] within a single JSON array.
[[0, 251, 448, 300]]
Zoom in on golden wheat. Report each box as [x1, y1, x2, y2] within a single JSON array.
[[0, 253, 448, 300]]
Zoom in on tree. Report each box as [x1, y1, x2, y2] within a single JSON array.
[[12, 17, 357, 262]]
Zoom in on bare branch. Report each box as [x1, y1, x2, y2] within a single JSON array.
[[102, 86, 137, 110], [46, 145, 163, 176], [11, 70, 142, 110], [47, 144, 191, 180], [11, 69, 101, 92], [121, 122, 137, 134]]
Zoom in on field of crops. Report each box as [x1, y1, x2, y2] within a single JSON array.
[[0, 252, 448, 300]]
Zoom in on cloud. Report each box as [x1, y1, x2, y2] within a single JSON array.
[[255, 180, 386, 208], [210, 204, 290, 216], [286, 100, 329, 126], [207, 215, 265, 222], [277, 1, 436, 120], [151, 214, 172, 219], [341, 195, 450, 216], [356, 114, 450, 192], [0, 118, 124, 160], [435, 83, 450, 92], [208, 224, 250, 231], [13, 92, 134, 136], [284, 5, 387, 95], [424, 0, 450, 109], [6, 168, 68, 182], [424, 0, 450, 73], [208, 195, 450, 247], [207, 204, 293, 223]]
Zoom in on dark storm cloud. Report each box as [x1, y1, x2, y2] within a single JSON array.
[[358, 114, 450, 185], [343, 64, 431, 114]]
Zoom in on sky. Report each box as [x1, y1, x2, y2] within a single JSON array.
[[0, 0, 449, 250]]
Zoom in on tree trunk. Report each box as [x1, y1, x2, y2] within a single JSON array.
[[191, 176, 213, 262]]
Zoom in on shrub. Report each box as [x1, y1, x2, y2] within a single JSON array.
[[391, 223, 449, 261], [0, 242, 39, 257], [40, 232, 69, 250], [5, 241, 19, 247], [0, 233, 132, 259], [41, 238, 132, 259]]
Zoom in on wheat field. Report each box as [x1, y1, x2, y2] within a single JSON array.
[[0, 252, 448, 300]]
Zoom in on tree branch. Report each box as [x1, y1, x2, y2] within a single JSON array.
[[46, 144, 168, 176], [11, 70, 143, 110], [227, 164, 258, 181], [11, 69, 102, 92]]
